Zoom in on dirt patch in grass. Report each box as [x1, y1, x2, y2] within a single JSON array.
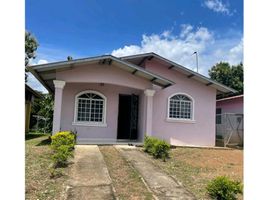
[[140, 147, 243, 200], [25, 134, 70, 200], [99, 146, 153, 200]]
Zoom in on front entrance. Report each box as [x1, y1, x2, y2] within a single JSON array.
[[117, 94, 139, 140]]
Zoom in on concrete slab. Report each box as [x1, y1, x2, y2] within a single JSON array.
[[67, 145, 115, 200], [117, 148, 197, 200], [113, 144, 137, 149]]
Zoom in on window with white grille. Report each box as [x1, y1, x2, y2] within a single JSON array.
[[168, 94, 193, 120], [75, 91, 106, 125]]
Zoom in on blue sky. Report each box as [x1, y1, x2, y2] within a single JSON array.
[[26, 0, 243, 92]]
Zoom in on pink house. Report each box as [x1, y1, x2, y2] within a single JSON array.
[[28, 53, 236, 146], [216, 95, 243, 115], [216, 95, 243, 146]]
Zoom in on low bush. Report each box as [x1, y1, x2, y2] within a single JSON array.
[[51, 131, 76, 150], [206, 176, 243, 200], [144, 136, 158, 153], [144, 136, 170, 161], [51, 145, 73, 167], [152, 140, 170, 161], [50, 131, 76, 168]]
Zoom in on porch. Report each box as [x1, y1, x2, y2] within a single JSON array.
[[53, 81, 156, 144]]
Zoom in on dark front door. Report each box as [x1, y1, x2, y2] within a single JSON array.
[[117, 94, 139, 140]]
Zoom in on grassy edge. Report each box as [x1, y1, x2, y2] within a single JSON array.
[[99, 146, 154, 200]]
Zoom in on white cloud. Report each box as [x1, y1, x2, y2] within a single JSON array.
[[180, 24, 193, 38], [112, 24, 243, 76], [29, 58, 48, 66], [228, 38, 243, 64], [204, 0, 230, 15]]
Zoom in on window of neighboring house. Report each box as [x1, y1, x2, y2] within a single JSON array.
[[74, 91, 106, 125], [168, 94, 193, 120], [216, 108, 222, 124]]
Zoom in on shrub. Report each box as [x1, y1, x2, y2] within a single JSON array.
[[51, 145, 73, 167], [144, 136, 158, 154], [50, 131, 76, 167], [144, 136, 170, 161], [51, 131, 76, 150], [152, 139, 171, 161], [206, 176, 243, 200]]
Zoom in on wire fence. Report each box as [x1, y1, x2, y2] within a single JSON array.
[[216, 113, 244, 147]]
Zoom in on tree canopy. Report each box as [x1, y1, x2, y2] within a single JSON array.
[[25, 31, 38, 66], [208, 62, 243, 96]]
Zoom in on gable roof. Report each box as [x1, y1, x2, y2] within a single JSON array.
[[121, 52, 237, 94], [27, 55, 175, 93]]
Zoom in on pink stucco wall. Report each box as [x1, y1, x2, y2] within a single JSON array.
[[60, 82, 145, 143], [144, 59, 217, 146], [56, 63, 152, 90], [55, 60, 218, 146], [56, 63, 153, 143], [216, 96, 243, 114]]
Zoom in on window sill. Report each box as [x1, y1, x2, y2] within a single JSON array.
[[72, 122, 107, 127], [166, 118, 196, 123]]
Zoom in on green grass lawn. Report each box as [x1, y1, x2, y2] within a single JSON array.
[[25, 133, 70, 200], [141, 147, 243, 200]]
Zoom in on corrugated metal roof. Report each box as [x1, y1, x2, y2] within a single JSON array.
[[27, 55, 175, 93], [121, 52, 237, 94]]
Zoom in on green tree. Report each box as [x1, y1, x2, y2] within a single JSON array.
[[31, 93, 54, 133], [25, 31, 38, 66], [25, 31, 38, 81], [209, 62, 243, 95]]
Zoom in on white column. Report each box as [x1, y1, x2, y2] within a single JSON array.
[[144, 89, 155, 136], [52, 80, 66, 134]]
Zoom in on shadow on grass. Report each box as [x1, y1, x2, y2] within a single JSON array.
[[36, 137, 51, 146], [25, 133, 47, 140]]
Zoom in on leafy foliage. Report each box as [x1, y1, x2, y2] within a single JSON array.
[[152, 140, 171, 161], [51, 145, 73, 168], [206, 176, 243, 200], [50, 131, 76, 167], [31, 93, 54, 133], [144, 136, 171, 161], [208, 62, 243, 96], [25, 30, 39, 82], [51, 131, 76, 151], [25, 30, 38, 66], [144, 136, 158, 153]]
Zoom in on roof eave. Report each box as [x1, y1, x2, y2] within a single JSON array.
[[121, 52, 237, 94], [28, 55, 175, 93], [27, 66, 54, 94]]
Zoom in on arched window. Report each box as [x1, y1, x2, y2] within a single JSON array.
[[74, 91, 106, 125], [168, 93, 193, 120]]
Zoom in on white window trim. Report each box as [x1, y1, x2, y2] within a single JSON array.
[[166, 92, 195, 122], [73, 90, 107, 127]]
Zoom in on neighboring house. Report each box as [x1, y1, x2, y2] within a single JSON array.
[[216, 94, 243, 115], [216, 95, 244, 146], [25, 84, 41, 133], [27, 52, 236, 146]]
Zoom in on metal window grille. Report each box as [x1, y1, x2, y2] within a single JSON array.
[[169, 95, 192, 119], [77, 93, 104, 123]]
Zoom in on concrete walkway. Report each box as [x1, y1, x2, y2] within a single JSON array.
[[66, 145, 115, 200], [116, 147, 196, 200]]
